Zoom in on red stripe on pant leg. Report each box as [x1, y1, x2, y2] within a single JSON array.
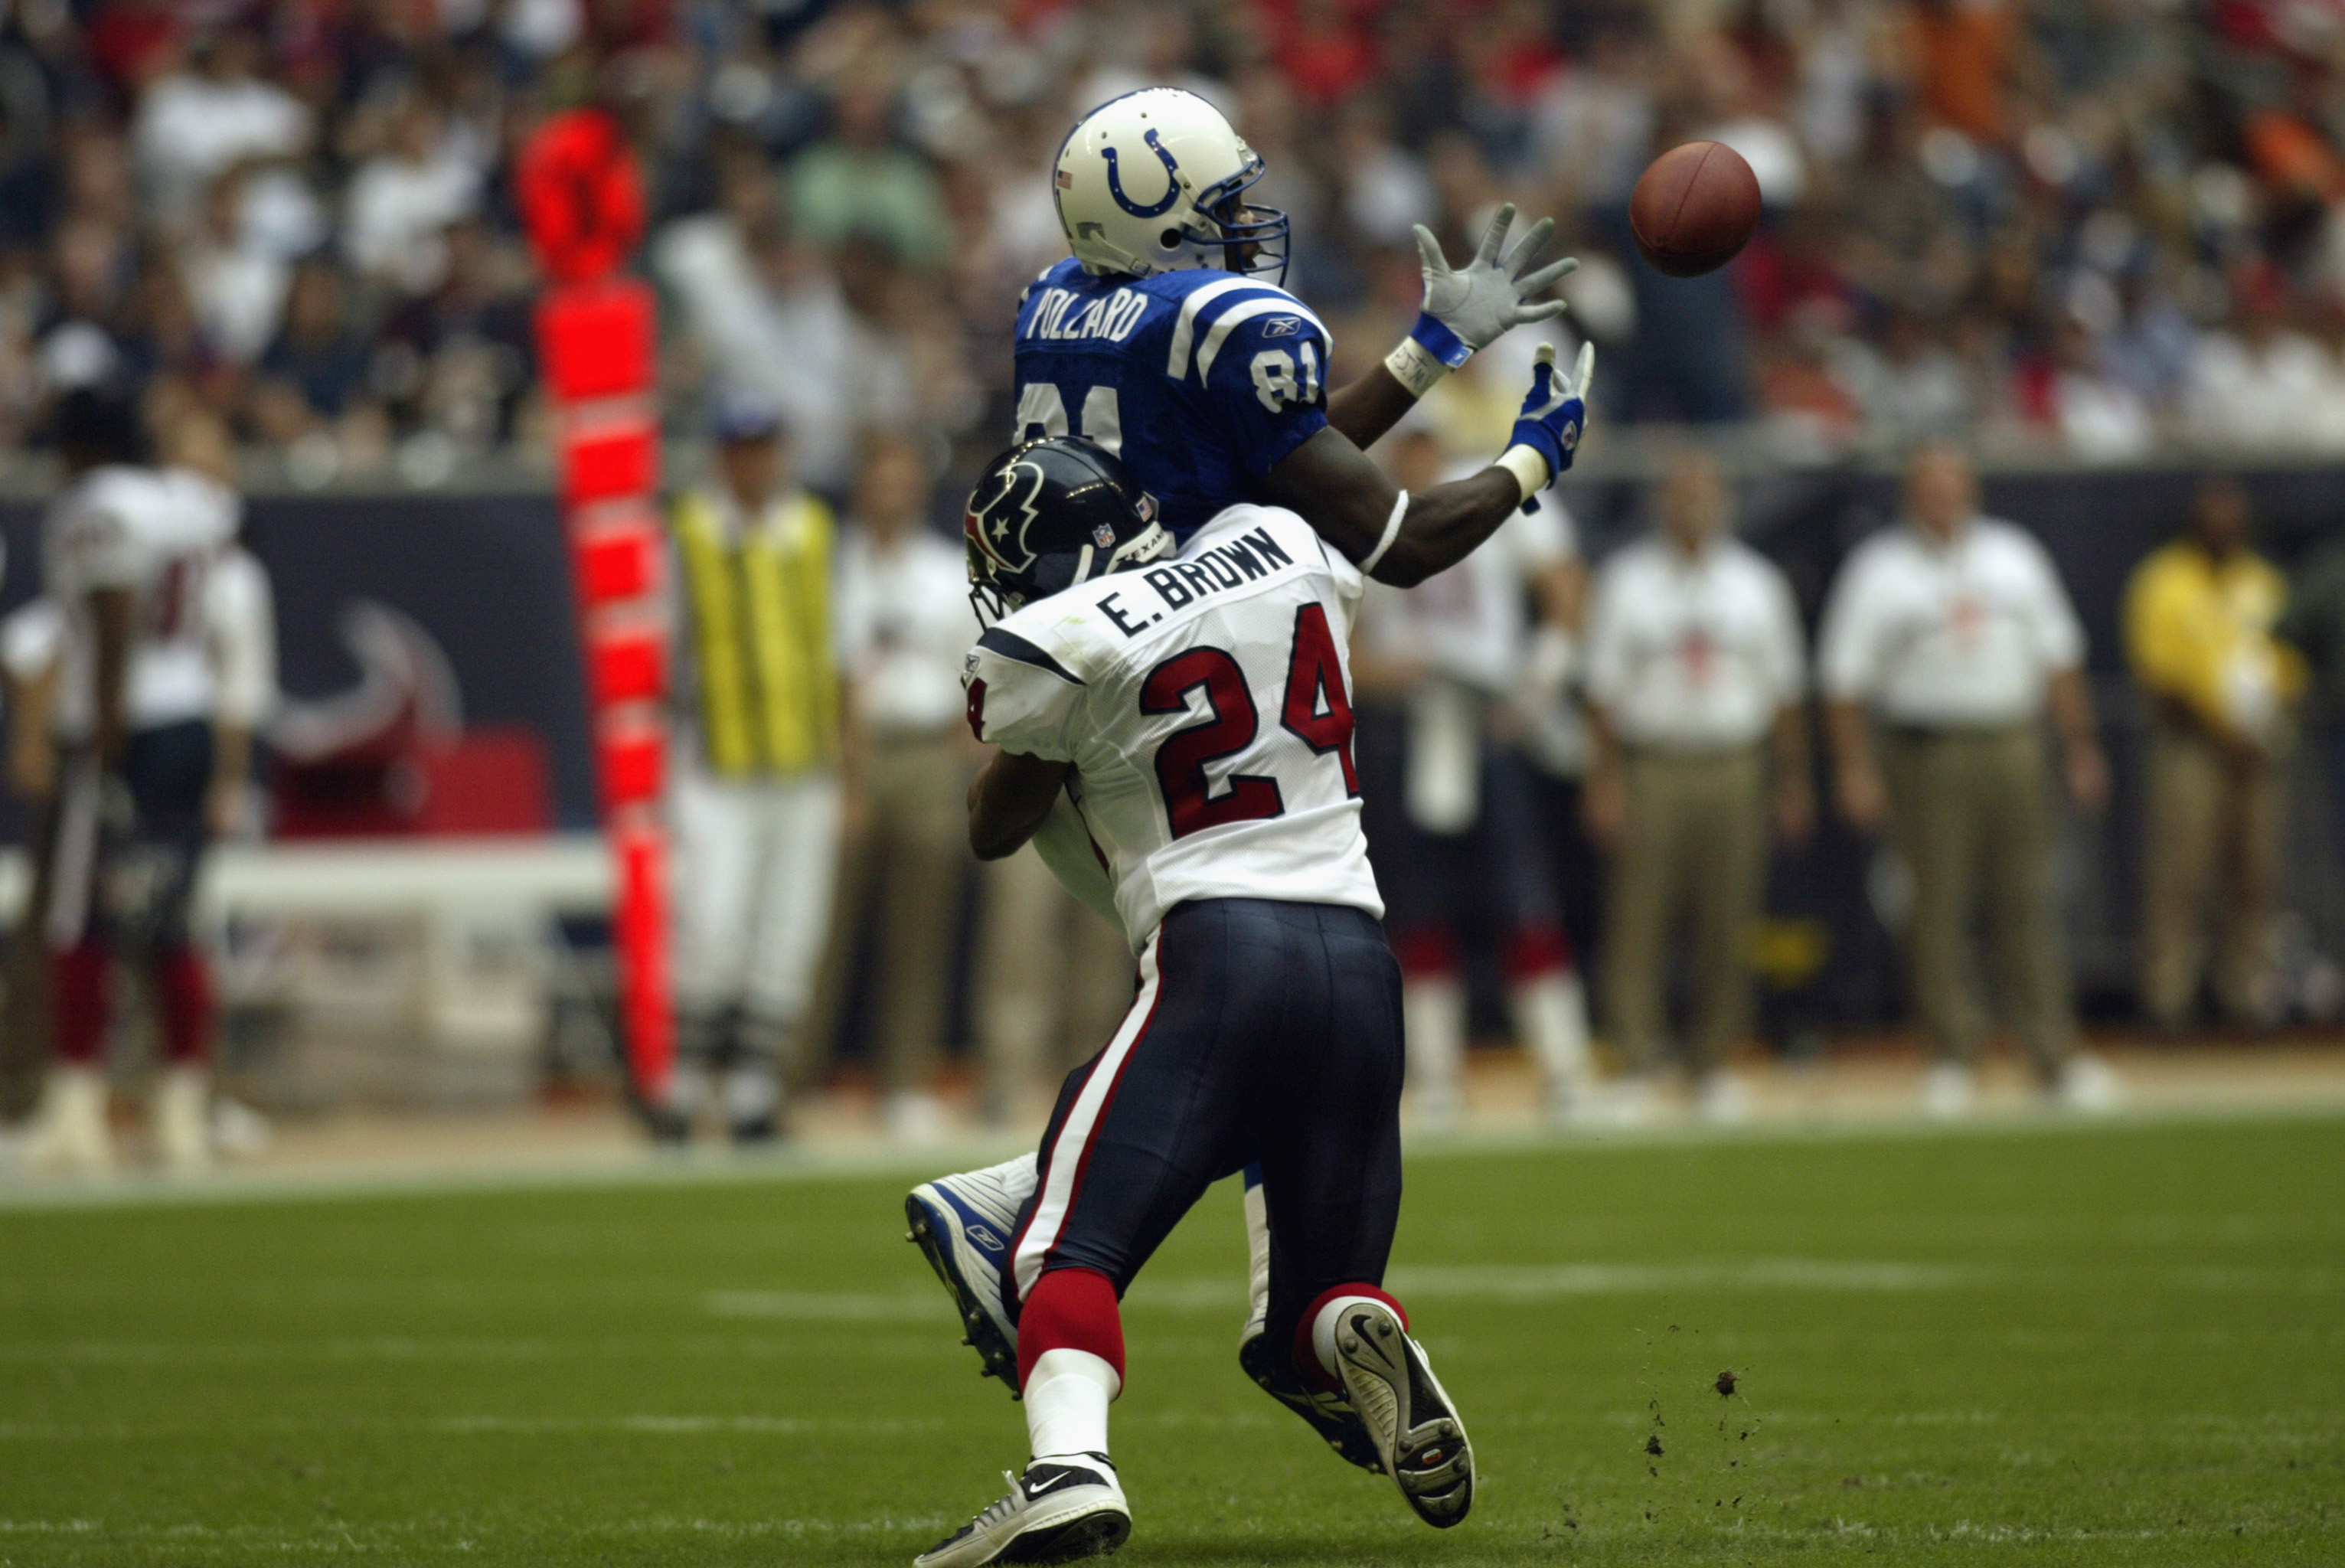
[[1017, 1266, 1125, 1387], [154, 946, 214, 1065], [49, 941, 109, 1065], [1011, 949, 1164, 1304], [1295, 1282, 1412, 1392], [1037, 978, 1162, 1280], [1004, 1053, 1111, 1311]]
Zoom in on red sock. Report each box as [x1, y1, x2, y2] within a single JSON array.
[[155, 946, 215, 1066], [1502, 922, 1575, 983], [1294, 1282, 1410, 1392], [1019, 1266, 1125, 1387], [49, 941, 110, 1065], [1389, 926, 1458, 980]]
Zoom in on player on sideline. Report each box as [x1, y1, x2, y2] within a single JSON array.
[[916, 336, 1589, 1565], [907, 83, 1583, 1474], [19, 391, 243, 1174]]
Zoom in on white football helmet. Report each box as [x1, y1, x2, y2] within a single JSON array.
[[1053, 88, 1289, 285]]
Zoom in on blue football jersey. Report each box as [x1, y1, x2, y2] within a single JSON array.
[[1011, 258, 1333, 542]]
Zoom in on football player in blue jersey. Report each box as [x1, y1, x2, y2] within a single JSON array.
[[1006, 87, 1582, 567], [909, 83, 1595, 1498]]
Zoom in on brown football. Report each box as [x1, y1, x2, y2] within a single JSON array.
[[1629, 141, 1762, 278]]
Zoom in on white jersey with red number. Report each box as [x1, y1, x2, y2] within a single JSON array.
[[43, 464, 238, 740], [962, 504, 1380, 952]]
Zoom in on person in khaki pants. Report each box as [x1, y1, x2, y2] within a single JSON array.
[[1820, 444, 2115, 1116], [824, 433, 984, 1139], [2124, 479, 2303, 1029], [973, 849, 1134, 1125], [1581, 450, 1811, 1122]]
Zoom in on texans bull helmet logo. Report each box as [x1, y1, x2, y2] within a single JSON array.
[[965, 457, 1047, 575]]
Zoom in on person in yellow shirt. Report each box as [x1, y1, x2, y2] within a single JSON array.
[[664, 396, 842, 1142], [2123, 479, 2305, 1031]]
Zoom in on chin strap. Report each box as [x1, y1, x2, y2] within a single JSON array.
[[1359, 490, 1409, 577]]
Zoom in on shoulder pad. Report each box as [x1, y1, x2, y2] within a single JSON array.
[[1162, 277, 1329, 383]]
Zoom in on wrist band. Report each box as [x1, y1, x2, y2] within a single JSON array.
[[1495, 444, 1550, 502], [1383, 336, 1450, 399], [1359, 489, 1409, 577], [1409, 311, 1472, 368]]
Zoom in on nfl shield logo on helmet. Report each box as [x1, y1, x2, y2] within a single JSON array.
[[1092, 521, 1117, 548]]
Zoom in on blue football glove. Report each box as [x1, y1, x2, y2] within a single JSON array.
[[1507, 341, 1595, 511]]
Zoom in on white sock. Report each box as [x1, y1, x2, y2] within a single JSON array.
[[1403, 975, 1465, 1117], [1310, 1295, 1393, 1382], [1024, 1348, 1120, 1462], [722, 1064, 779, 1124], [1512, 971, 1592, 1099], [667, 1060, 712, 1119], [1241, 1171, 1271, 1341]]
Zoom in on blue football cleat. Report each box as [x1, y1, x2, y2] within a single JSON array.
[[906, 1155, 1032, 1395]]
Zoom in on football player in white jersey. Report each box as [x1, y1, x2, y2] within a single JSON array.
[[912, 346, 1590, 1568], [20, 391, 245, 1176]]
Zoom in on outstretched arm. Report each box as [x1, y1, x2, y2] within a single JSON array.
[[1324, 203, 1576, 451], [1268, 343, 1595, 588]]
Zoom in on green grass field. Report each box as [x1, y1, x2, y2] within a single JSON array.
[[2, 1112, 2340, 1566]]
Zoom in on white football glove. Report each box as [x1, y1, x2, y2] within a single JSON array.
[[1414, 203, 1578, 356]]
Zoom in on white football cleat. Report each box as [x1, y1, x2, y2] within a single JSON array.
[[155, 1065, 213, 1175], [907, 1155, 1034, 1393], [2053, 1052, 2122, 1116], [1328, 1299, 1475, 1528], [887, 1090, 952, 1142], [1693, 1069, 1754, 1126], [24, 1065, 113, 1177], [916, 1455, 1129, 1567], [1595, 1073, 1664, 1129], [1920, 1060, 1978, 1120]]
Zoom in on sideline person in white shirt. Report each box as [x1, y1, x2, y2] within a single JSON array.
[[1581, 447, 1811, 1122], [825, 433, 982, 1138], [1818, 443, 2116, 1116]]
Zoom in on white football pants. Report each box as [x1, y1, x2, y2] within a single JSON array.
[[668, 766, 842, 1037]]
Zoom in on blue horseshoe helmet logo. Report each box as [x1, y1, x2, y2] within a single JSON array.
[[1102, 128, 1182, 218]]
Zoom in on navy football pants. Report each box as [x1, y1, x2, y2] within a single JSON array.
[[1006, 897, 1406, 1369]]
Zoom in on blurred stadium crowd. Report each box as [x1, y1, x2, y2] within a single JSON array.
[[13, 0, 2345, 480], [16, 0, 2345, 1169]]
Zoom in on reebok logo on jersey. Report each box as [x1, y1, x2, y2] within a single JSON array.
[[1260, 315, 1303, 337]]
